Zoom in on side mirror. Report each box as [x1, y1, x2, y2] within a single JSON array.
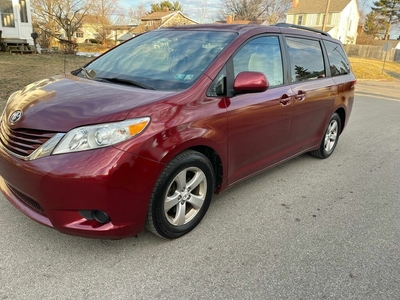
[[233, 71, 269, 93]]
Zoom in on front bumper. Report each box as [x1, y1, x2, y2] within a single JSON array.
[[0, 145, 164, 239]]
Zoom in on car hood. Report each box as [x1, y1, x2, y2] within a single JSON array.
[[4, 74, 174, 132]]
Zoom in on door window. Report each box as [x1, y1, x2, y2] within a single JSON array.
[[19, 0, 28, 23], [233, 36, 284, 87], [285, 37, 325, 82]]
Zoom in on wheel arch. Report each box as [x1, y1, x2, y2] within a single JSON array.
[[189, 145, 223, 194], [159, 142, 225, 194], [335, 107, 346, 134]]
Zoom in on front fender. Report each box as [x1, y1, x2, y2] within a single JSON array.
[[139, 119, 227, 165]]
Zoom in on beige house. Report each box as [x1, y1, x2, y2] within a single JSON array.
[[72, 15, 135, 45], [72, 14, 100, 43], [286, 0, 360, 44], [66, 11, 197, 44], [132, 11, 198, 34]]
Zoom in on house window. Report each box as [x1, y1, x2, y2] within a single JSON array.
[[321, 12, 333, 26], [0, 0, 15, 27], [296, 14, 306, 25], [316, 14, 322, 26], [19, 0, 28, 23], [76, 32, 84, 38], [327, 13, 333, 25], [297, 15, 303, 25]]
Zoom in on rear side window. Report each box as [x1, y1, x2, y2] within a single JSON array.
[[285, 37, 325, 82], [323, 40, 350, 76]]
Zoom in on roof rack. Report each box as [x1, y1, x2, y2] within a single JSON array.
[[274, 23, 331, 37]]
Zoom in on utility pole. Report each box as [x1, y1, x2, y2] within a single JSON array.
[[322, 0, 331, 31]]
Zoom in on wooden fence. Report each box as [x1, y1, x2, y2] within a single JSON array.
[[343, 44, 400, 62]]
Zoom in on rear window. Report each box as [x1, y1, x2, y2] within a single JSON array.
[[323, 40, 351, 76]]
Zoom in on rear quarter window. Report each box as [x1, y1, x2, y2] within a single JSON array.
[[323, 40, 351, 76]]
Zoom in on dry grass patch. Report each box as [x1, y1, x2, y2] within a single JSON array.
[[0, 53, 93, 111], [78, 43, 111, 53], [349, 57, 400, 80]]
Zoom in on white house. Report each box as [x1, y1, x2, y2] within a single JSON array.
[[0, 0, 33, 44], [286, 0, 360, 44]]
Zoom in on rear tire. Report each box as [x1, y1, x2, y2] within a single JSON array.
[[146, 150, 214, 239], [310, 113, 341, 159]]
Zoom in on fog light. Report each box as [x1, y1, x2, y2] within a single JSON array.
[[91, 210, 110, 224]]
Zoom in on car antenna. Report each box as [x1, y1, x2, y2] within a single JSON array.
[[64, 45, 67, 77]]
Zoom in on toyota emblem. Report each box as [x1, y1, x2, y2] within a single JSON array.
[[9, 110, 23, 125]]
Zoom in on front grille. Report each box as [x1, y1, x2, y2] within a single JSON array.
[[7, 183, 45, 215], [0, 119, 56, 158]]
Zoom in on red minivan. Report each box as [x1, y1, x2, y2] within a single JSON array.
[[0, 24, 356, 239]]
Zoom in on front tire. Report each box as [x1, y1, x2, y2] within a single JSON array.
[[146, 150, 214, 239], [310, 113, 341, 159]]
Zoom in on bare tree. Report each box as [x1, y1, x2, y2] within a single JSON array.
[[31, 0, 59, 48], [218, 0, 291, 23], [262, 0, 292, 24], [197, 0, 210, 23], [32, 0, 91, 52], [127, 4, 148, 25], [196, 0, 219, 23], [88, 0, 120, 45]]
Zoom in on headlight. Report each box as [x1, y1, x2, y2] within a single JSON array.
[[52, 117, 150, 155]]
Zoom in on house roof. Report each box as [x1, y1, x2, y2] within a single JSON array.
[[287, 0, 352, 14], [107, 25, 136, 31], [131, 11, 198, 34], [215, 15, 261, 25], [117, 33, 134, 41], [82, 14, 103, 24], [140, 11, 176, 21]]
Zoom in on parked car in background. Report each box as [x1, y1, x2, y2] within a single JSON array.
[[0, 24, 356, 239]]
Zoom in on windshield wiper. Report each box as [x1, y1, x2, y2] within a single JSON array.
[[96, 77, 155, 90]]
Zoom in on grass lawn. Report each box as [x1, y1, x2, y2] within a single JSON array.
[[0, 53, 93, 111], [349, 57, 400, 81], [1, 52, 400, 112]]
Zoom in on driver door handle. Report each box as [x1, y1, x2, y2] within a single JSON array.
[[280, 94, 292, 106]]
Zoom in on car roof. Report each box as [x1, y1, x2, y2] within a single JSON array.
[[157, 24, 340, 43]]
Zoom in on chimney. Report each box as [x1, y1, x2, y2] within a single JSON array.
[[292, 0, 299, 7], [226, 15, 233, 24]]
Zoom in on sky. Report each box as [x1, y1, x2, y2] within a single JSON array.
[[119, 0, 220, 23]]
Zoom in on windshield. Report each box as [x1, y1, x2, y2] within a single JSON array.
[[79, 29, 237, 91]]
